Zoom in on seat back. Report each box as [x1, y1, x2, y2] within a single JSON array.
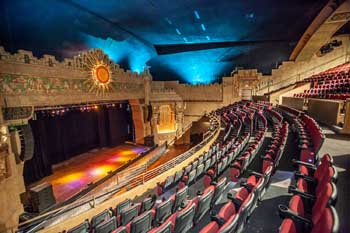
[[194, 187, 215, 224], [130, 211, 152, 233], [312, 182, 338, 223], [198, 156, 204, 165], [212, 177, 227, 205], [204, 152, 209, 161], [95, 216, 117, 233], [67, 220, 89, 233], [278, 219, 297, 233], [192, 160, 198, 169], [174, 169, 184, 183], [91, 209, 111, 228], [288, 195, 304, 217], [218, 214, 239, 233], [155, 198, 173, 225], [237, 192, 255, 231], [187, 169, 197, 184], [196, 164, 205, 177], [311, 206, 339, 233], [120, 204, 139, 226], [184, 164, 192, 174], [217, 162, 223, 175], [164, 175, 174, 189], [174, 203, 196, 233], [111, 226, 127, 233], [116, 199, 131, 216], [253, 176, 265, 202], [149, 221, 172, 233], [204, 159, 211, 171], [141, 197, 154, 213], [173, 186, 188, 212], [221, 156, 228, 171]]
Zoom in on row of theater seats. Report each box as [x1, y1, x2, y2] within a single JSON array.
[[278, 153, 339, 233], [154, 102, 269, 232], [279, 105, 324, 165], [277, 106, 340, 233], [158, 107, 246, 195], [200, 111, 289, 232], [294, 63, 350, 99]]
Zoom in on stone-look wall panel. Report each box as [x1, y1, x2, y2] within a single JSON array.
[[129, 99, 146, 144], [307, 99, 344, 126], [163, 81, 222, 101]]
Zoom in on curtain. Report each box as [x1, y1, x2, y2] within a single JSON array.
[[23, 104, 134, 184]]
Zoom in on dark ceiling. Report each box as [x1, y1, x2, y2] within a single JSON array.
[[0, 0, 329, 84]]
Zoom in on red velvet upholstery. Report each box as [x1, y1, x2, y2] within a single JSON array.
[[279, 219, 297, 233]]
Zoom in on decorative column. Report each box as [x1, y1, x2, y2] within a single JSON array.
[[0, 100, 26, 233], [175, 102, 185, 137], [143, 71, 153, 136], [341, 99, 350, 134], [150, 105, 160, 145]]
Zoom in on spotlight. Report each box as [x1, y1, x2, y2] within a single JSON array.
[[94, 105, 98, 110]]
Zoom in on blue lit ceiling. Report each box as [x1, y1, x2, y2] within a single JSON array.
[[0, 0, 329, 84]]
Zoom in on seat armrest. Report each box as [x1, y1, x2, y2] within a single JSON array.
[[278, 204, 312, 229], [294, 172, 316, 184], [210, 180, 218, 186], [240, 182, 254, 192], [288, 186, 316, 201], [210, 211, 226, 226], [292, 159, 316, 169], [197, 190, 203, 196], [248, 170, 264, 178], [226, 193, 242, 210]]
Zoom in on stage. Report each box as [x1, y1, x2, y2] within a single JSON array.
[[28, 143, 148, 203]]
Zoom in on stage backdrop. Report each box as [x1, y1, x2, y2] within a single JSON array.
[[23, 103, 134, 184]]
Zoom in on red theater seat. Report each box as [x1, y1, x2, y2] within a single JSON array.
[[279, 206, 339, 233]]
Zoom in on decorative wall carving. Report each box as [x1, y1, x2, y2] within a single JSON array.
[[0, 144, 9, 182], [329, 12, 350, 22], [158, 105, 176, 133]]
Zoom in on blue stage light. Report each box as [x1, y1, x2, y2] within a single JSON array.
[[83, 33, 155, 74], [147, 48, 232, 84], [194, 10, 201, 20]]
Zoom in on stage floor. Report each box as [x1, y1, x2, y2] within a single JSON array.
[[30, 144, 148, 203]]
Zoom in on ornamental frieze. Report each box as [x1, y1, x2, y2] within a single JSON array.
[[0, 74, 144, 95]]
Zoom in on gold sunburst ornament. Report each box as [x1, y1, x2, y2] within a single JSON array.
[[82, 49, 115, 96]]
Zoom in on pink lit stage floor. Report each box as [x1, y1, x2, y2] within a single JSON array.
[[30, 144, 148, 203]]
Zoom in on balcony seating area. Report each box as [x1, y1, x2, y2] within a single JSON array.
[[294, 63, 350, 100], [65, 102, 340, 233]]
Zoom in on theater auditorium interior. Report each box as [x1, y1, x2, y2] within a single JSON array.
[[0, 0, 350, 233]]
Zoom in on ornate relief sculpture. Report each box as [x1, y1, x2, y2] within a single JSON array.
[[82, 49, 114, 96]]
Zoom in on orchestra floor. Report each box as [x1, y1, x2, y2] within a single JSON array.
[[29, 143, 148, 203]]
